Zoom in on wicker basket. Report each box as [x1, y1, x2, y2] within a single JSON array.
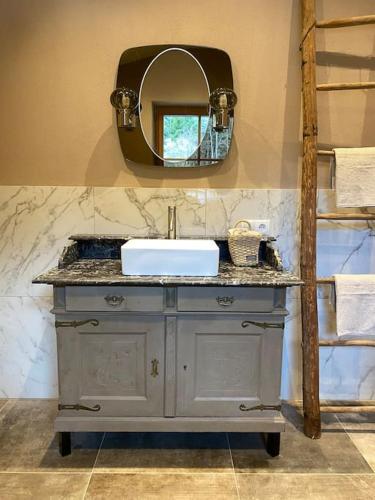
[[228, 220, 262, 267]]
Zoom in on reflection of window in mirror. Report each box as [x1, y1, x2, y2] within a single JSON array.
[[154, 105, 209, 166]]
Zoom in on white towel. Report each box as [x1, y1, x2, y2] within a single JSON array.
[[335, 274, 375, 337], [334, 147, 375, 208]]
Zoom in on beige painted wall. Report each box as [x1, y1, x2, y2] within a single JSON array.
[[0, 0, 374, 188]]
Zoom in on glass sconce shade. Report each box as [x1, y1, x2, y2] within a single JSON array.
[[110, 87, 139, 129], [209, 87, 237, 131]]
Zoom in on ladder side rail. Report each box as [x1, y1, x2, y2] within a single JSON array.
[[300, 0, 321, 439]]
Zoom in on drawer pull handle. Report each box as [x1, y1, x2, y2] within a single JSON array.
[[151, 358, 159, 377], [105, 295, 125, 307], [239, 403, 281, 412], [216, 296, 235, 307], [55, 319, 99, 328], [241, 321, 283, 330], [58, 403, 101, 412]]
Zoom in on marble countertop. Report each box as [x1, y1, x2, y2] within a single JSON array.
[[33, 259, 302, 287], [68, 233, 275, 242]]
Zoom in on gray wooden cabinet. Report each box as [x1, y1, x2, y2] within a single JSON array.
[[53, 285, 288, 456]]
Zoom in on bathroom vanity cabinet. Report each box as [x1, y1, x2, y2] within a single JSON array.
[[33, 235, 302, 457]]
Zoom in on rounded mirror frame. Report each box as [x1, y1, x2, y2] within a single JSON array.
[[114, 45, 235, 168]]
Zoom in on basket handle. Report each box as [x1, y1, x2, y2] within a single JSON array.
[[233, 219, 252, 229]]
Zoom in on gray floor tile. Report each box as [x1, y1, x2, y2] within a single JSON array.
[[336, 411, 375, 430], [0, 397, 374, 500], [337, 412, 375, 471], [237, 473, 375, 500], [95, 432, 233, 473], [85, 472, 238, 499], [0, 472, 90, 500], [229, 405, 372, 473], [0, 400, 102, 472]]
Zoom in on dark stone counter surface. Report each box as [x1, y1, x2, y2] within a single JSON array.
[[33, 235, 302, 288], [33, 259, 301, 287]]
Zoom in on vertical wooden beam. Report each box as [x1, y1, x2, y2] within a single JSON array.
[[300, 0, 321, 439]]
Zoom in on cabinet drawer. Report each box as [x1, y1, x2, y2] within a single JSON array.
[[65, 286, 163, 312], [177, 287, 274, 312]]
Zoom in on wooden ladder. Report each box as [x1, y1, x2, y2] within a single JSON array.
[[300, 0, 375, 439]]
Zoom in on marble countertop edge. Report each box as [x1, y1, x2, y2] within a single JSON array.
[[33, 259, 303, 288]]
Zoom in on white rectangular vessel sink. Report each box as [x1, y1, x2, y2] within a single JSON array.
[[121, 239, 219, 276]]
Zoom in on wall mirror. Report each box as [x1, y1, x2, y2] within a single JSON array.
[[111, 45, 237, 168]]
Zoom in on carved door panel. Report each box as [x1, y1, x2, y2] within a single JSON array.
[[176, 316, 283, 417], [57, 316, 164, 417]]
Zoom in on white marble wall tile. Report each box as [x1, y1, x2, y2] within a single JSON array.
[[318, 298, 375, 400], [267, 293, 375, 401], [317, 190, 375, 278], [0, 186, 94, 297], [285, 295, 375, 400], [0, 185, 373, 401], [281, 295, 375, 401], [205, 189, 300, 275], [94, 188, 206, 237], [0, 296, 57, 398]]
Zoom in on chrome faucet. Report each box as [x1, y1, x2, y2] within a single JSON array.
[[167, 206, 177, 239]]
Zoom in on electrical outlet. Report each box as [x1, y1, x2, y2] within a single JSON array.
[[247, 219, 270, 235]]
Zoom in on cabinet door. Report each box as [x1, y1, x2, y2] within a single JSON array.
[[57, 316, 164, 417], [176, 316, 283, 417]]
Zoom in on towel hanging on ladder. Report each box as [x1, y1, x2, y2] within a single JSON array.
[[335, 274, 375, 337], [334, 147, 375, 208]]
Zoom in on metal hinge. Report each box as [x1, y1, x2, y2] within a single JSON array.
[[55, 319, 99, 328], [58, 403, 101, 412], [239, 403, 281, 412], [241, 321, 283, 330]]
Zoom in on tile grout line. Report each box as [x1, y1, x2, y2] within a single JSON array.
[[0, 471, 93, 475], [335, 413, 375, 474], [226, 433, 240, 500], [81, 471, 243, 475], [83, 431, 106, 499], [226, 472, 375, 476], [1, 471, 375, 476]]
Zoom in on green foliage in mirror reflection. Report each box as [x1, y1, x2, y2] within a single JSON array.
[[163, 116, 200, 159]]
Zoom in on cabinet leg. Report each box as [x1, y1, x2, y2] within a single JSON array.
[[58, 432, 71, 457], [264, 432, 280, 457]]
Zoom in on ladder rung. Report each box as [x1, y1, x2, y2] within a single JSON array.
[[318, 150, 335, 157], [320, 339, 375, 347], [317, 213, 375, 220], [317, 277, 334, 284], [321, 406, 375, 413], [316, 14, 375, 30], [317, 82, 375, 91]]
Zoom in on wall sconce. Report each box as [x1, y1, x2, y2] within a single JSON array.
[[110, 87, 139, 129], [209, 88, 237, 131]]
